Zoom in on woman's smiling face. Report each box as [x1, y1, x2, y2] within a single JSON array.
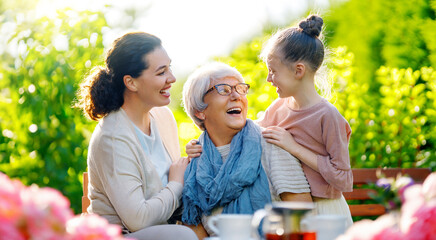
[[132, 47, 176, 109], [201, 76, 248, 138]]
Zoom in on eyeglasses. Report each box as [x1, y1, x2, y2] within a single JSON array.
[[204, 83, 250, 96]]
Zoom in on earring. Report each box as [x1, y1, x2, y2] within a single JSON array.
[[196, 112, 205, 120]]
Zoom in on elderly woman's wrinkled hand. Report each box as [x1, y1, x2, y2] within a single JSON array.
[[168, 157, 190, 185], [185, 139, 202, 159], [262, 126, 297, 154]]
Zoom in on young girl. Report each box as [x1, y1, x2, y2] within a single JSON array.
[[258, 14, 353, 227]]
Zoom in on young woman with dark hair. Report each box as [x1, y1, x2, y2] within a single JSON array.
[[76, 32, 197, 240]]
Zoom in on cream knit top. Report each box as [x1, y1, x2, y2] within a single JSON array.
[[86, 107, 182, 232]]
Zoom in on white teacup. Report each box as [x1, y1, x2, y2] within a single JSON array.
[[302, 214, 347, 240], [208, 214, 253, 240]]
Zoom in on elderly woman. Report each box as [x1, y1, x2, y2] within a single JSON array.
[[181, 62, 312, 239]]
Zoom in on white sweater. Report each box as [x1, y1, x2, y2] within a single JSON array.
[[87, 107, 182, 232]]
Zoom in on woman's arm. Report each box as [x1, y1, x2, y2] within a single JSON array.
[[91, 135, 188, 232]]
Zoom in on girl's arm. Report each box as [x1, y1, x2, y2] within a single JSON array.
[[316, 114, 353, 192], [185, 139, 202, 159], [262, 117, 353, 192], [280, 192, 312, 202], [184, 223, 208, 240], [262, 126, 319, 172]]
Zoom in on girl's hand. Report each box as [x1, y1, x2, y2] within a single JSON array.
[[262, 126, 297, 154], [185, 139, 202, 159], [168, 157, 190, 185], [263, 126, 319, 171]]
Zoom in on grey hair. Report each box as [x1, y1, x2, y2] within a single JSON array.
[[182, 62, 244, 130]]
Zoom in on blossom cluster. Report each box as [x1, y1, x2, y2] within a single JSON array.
[[0, 172, 129, 240], [371, 174, 415, 211], [338, 172, 436, 240]]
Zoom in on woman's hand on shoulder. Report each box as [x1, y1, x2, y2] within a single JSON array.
[[185, 139, 202, 159], [168, 157, 190, 185], [262, 126, 296, 154]]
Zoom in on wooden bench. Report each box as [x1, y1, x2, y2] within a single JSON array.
[[344, 168, 431, 217], [81, 168, 432, 215]]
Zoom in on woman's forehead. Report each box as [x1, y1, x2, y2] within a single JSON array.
[[211, 76, 243, 85]]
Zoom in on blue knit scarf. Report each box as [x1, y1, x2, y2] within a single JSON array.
[[182, 120, 271, 225]]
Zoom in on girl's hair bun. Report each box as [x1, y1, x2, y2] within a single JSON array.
[[298, 15, 323, 38]]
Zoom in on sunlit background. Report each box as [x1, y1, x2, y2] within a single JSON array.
[[4, 0, 330, 78], [1, 0, 435, 214]]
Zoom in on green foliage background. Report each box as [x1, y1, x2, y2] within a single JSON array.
[[0, 8, 104, 212], [1, 0, 435, 214], [324, 0, 436, 168]]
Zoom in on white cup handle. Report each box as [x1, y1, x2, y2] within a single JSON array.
[[251, 209, 267, 239], [207, 216, 220, 235]]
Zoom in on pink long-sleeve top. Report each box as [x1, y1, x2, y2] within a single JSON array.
[[258, 98, 353, 199]]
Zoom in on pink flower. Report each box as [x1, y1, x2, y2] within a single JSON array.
[[0, 173, 25, 193], [400, 174, 436, 235], [372, 227, 403, 240], [337, 214, 402, 240], [403, 204, 436, 240], [0, 172, 130, 239], [401, 184, 425, 229], [336, 219, 374, 240], [0, 218, 25, 240], [339, 173, 436, 240], [422, 172, 436, 202], [0, 174, 26, 240], [0, 173, 24, 223], [66, 214, 126, 240], [20, 185, 73, 239]]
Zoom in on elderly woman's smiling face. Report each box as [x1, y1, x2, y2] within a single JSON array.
[[198, 76, 248, 144]]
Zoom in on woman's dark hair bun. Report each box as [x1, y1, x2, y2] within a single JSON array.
[[298, 15, 323, 38]]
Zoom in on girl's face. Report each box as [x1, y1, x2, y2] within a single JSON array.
[[266, 54, 299, 98], [133, 47, 176, 108]]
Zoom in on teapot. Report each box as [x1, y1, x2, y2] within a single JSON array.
[[251, 202, 315, 240]]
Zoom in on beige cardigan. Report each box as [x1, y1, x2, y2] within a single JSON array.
[[87, 107, 182, 232]]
